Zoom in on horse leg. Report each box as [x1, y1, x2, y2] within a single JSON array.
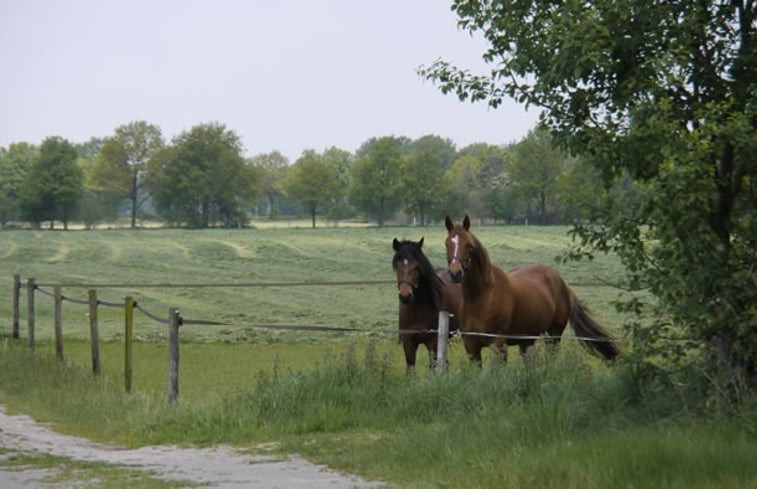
[[463, 336, 483, 365], [518, 340, 536, 360], [545, 324, 566, 355], [489, 338, 508, 364], [403, 339, 419, 372], [426, 336, 439, 370]]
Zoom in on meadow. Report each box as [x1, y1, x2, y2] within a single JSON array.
[[1, 223, 755, 488]]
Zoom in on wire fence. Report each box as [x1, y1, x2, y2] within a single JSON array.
[[11, 274, 629, 402], [16, 276, 624, 342]]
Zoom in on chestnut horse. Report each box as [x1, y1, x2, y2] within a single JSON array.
[[444, 215, 618, 363], [392, 238, 462, 370]]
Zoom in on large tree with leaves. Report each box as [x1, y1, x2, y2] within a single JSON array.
[[283, 149, 342, 228], [421, 1, 757, 399], [146, 123, 254, 228], [0, 143, 37, 227], [19, 136, 83, 229], [509, 128, 566, 224], [248, 150, 289, 219], [350, 136, 406, 226], [91, 121, 164, 228]]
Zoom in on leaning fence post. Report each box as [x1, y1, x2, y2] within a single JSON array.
[[26, 278, 35, 351], [54, 286, 64, 362], [12, 274, 20, 339], [168, 308, 180, 403], [88, 289, 100, 375], [436, 311, 450, 371], [124, 296, 134, 393]]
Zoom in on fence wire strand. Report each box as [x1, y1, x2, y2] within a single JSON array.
[[22, 278, 630, 343]]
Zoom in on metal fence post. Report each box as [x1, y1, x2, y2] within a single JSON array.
[[436, 311, 449, 371]]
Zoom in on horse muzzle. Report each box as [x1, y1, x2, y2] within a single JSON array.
[[448, 268, 463, 283], [397, 280, 416, 303], [447, 256, 466, 283]]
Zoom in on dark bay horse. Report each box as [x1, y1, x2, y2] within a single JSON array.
[[444, 215, 619, 363], [392, 237, 462, 370]]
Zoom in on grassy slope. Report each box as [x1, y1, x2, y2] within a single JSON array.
[[1, 225, 754, 488]]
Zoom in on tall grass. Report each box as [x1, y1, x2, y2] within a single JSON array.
[[2, 338, 754, 488]]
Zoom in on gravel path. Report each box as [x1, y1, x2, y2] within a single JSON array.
[[0, 406, 385, 488]]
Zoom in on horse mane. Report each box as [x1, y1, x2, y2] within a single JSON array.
[[392, 240, 444, 308], [458, 226, 495, 284]]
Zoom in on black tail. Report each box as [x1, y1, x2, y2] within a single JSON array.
[[569, 297, 619, 361]]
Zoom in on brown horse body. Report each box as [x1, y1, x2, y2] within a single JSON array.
[[393, 238, 462, 369], [444, 216, 618, 363]]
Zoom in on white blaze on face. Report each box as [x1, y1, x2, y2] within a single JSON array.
[[451, 234, 460, 259]]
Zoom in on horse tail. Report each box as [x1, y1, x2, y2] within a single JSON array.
[[569, 295, 619, 361]]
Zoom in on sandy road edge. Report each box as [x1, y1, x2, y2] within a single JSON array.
[[0, 405, 386, 488]]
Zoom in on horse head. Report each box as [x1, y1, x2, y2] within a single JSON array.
[[444, 215, 474, 283], [392, 237, 425, 303]]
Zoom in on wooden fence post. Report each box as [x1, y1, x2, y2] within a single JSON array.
[[124, 296, 134, 393], [168, 308, 180, 403], [26, 278, 35, 351], [436, 311, 449, 372], [88, 289, 100, 375], [54, 286, 64, 362], [12, 274, 20, 339]]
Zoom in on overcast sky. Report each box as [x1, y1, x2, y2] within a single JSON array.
[[0, 1, 539, 162]]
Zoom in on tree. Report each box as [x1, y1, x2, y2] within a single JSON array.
[[146, 123, 253, 228], [407, 135, 458, 171], [321, 146, 355, 223], [443, 154, 484, 219], [19, 136, 83, 229], [93, 121, 164, 228], [421, 1, 757, 399], [509, 128, 566, 224], [350, 137, 405, 226], [400, 150, 446, 225], [248, 151, 289, 219], [0, 142, 37, 227], [283, 150, 342, 228], [459, 143, 514, 222]]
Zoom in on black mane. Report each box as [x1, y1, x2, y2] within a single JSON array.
[[392, 239, 444, 308]]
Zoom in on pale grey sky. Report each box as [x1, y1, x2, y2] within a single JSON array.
[[0, 0, 538, 161]]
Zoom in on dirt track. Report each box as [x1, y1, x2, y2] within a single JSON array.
[[0, 406, 385, 488]]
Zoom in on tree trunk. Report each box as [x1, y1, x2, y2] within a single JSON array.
[[311, 206, 317, 228], [130, 169, 138, 229]]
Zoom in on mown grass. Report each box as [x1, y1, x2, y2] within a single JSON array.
[[0, 224, 628, 343], [1, 225, 754, 487]]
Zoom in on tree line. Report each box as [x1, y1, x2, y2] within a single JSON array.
[[0, 121, 608, 229]]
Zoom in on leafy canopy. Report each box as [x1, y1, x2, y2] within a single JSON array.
[[421, 1, 757, 398]]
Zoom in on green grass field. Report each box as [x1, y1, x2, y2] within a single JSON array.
[[1, 224, 755, 488]]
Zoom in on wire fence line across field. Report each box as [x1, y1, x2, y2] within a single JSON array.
[[21, 279, 626, 344]]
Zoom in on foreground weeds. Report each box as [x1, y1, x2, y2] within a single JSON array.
[[1, 339, 755, 488]]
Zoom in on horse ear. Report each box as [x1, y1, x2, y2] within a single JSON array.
[[393, 238, 400, 251], [418, 237, 424, 248], [463, 214, 471, 231], [445, 215, 453, 232]]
